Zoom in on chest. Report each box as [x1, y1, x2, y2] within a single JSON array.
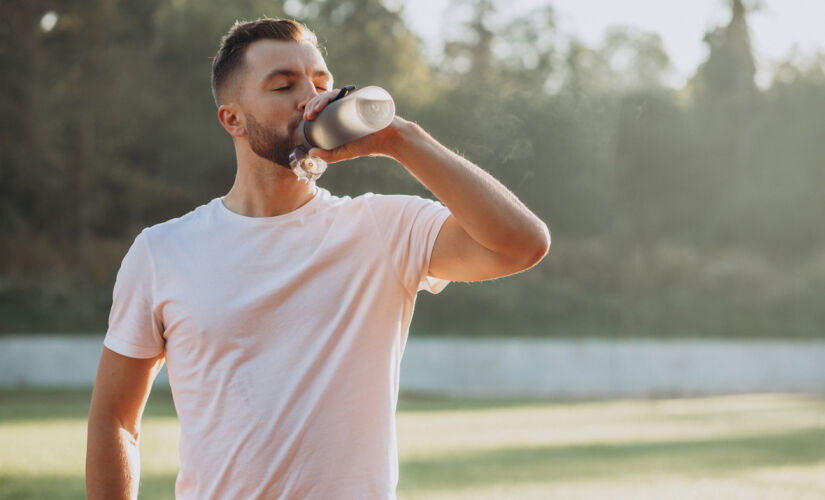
[[153, 215, 396, 357]]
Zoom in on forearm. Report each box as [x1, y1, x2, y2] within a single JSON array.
[[388, 119, 549, 260], [86, 421, 141, 500]]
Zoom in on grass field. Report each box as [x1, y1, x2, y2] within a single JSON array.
[[1, 390, 824, 499]]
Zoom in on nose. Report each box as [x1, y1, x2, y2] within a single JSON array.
[[297, 80, 320, 112]]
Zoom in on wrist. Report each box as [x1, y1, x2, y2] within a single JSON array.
[[385, 117, 427, 163]]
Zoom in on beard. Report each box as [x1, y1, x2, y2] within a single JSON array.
[[246, 113, 301, 169]]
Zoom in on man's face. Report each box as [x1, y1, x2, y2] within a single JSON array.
[[236, 39, 333, 167]]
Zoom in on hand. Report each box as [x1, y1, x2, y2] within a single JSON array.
[[302, 89, 340, 122], [308, 117, 404, 164], [302, 89, 404, 164]]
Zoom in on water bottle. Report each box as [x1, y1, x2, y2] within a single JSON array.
[[289, 85, 395, 182]]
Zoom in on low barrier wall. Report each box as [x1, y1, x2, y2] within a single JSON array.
[[400, 338, 825, 398], [2, 335, 824, 398]]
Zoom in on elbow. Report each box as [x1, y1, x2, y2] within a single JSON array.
[[87, 414, 140, 445], [540, 222, 551, 256], [518, 222, 551, 271], [535, 222, 552, 263]]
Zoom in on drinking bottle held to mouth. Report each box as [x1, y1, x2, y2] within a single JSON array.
[[289, 85, 396, 183]]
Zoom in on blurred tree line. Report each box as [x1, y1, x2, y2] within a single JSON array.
[[1, 0, 823, 337]]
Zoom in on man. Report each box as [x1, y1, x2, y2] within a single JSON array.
[[86, 18, 549, 500]]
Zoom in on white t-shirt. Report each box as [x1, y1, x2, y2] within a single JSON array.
[[103, 187, 451, 500]]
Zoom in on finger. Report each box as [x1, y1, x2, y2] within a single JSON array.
[[309, 146, 351, 164], [303, 90, 339, 121], [309, 130, 385, 164]]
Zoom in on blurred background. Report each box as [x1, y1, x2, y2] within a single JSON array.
[[2, 1, 825, 498], [2, 0, 825, 339]]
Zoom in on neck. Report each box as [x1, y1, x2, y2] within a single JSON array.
[[223, 149, 317, 217]]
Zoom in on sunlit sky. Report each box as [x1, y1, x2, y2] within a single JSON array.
[[400, 0, 825, 88]]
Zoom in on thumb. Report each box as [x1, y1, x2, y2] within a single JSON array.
[[309, 145, 354, 164]]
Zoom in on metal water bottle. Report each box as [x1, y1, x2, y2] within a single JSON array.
[[289, 85, 395, 182]]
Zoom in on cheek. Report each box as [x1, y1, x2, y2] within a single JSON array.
[[249, 116, 287, 139], [262, 103, 297, 133], [251, 91, 290, 114]]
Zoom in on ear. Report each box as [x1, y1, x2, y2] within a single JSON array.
[[217, 104, 246, 138]]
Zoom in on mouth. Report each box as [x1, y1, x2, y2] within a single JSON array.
[[288, 115, 304, 148]]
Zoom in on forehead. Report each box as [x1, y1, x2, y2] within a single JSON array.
[[243, 39, 330, 81]]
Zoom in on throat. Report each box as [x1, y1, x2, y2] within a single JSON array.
[[223, 170, 317, 217]]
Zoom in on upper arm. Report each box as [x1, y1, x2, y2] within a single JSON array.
[[88, 347, 165, 437], [428, 215, 537, 282]]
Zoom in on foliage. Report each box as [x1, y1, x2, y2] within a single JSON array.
[[1, 0, 824, 337]]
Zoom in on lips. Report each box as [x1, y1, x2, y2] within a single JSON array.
[[288, 114, 303, 147]]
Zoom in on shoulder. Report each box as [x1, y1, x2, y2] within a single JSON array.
[[314, 188, 432, 214], [350, 192, 442, 212], [139, 198, 219, 248], [319, 191, 446, 227]]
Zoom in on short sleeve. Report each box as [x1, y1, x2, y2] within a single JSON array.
[[365, 194, 452, 296], [103, 230, 166, 358]]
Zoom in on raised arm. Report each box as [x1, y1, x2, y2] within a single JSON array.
[[86, 347, 165, 500], [308, 111, 550, 282], [385, 119, 549, 281]]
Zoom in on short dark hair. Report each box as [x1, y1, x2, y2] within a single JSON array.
[[211, 18, 318, 106]]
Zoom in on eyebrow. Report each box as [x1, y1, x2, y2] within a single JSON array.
[[261, 68, 333, 85]]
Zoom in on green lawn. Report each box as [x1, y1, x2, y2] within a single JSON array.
[[1, 390, 824, 499]]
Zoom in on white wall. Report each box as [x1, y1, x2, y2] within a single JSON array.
[[0, 335, 166, 388], [2, 335, 824, 398], [400, 338, 825, 398]]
